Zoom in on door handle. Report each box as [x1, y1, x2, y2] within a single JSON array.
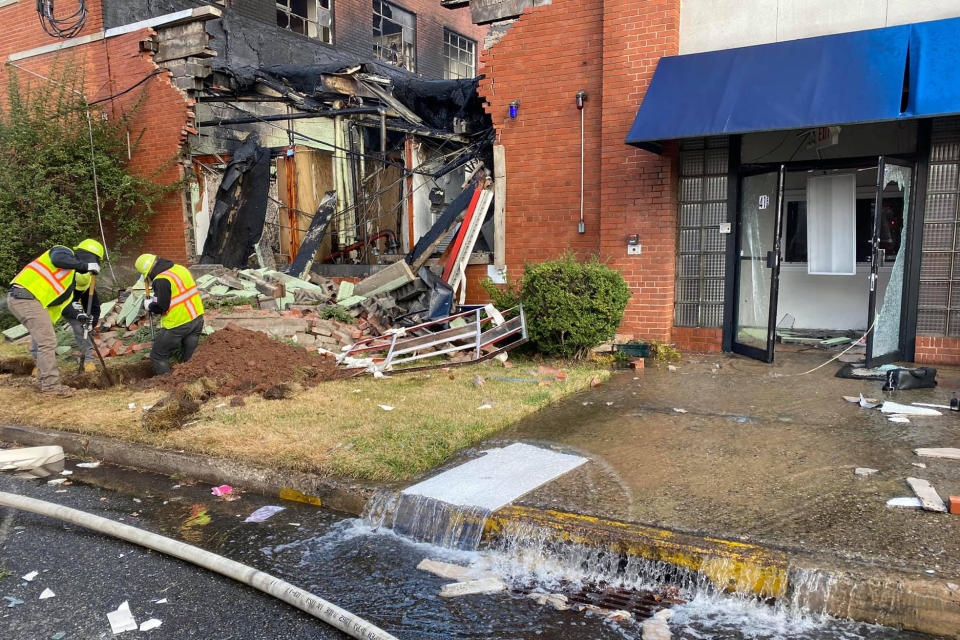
[[766, 251, 777, 268]]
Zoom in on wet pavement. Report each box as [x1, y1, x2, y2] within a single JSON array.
[[501, 351, 960, 578]]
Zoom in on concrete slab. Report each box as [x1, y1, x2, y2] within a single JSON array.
[[402, 442, 586, 512]]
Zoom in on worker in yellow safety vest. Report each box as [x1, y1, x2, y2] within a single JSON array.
[[135, 254, 205, 375], [7, 239, 104, 395]]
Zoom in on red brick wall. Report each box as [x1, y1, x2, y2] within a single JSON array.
[[336, 0, 487, 79], [0, 4, 196, 265], [915, 337, 960, 365], [476, 0, 682, 344], [672, 327, 722, 353]]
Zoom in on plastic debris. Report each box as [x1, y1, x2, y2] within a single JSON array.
[[244, 505, 285, 523], [46, 478, 67, 485], [139, 619, 162, 631], [377, 404, 394, 411], [672, 408, 687, 414], [4, 595, 24, 608], [77, 461, 102, 469], [60, 470, 73, 476], [210, 485, 233, 497], [155, 599, 168, 604], [22, 570, 38, 582], [888, 415, 911, 423], [854, 468, 879, 477], [107, 601, 138, 634], [887, 497, 923, 509], [39, 588, 55, 600]]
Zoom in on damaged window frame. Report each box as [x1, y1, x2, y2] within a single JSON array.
[[443, 29, 476, 80], [277, 0, 334, 45], [373, 0, 417, 72]]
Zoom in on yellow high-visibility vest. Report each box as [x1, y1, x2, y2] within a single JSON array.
[[154, 264, 204, 330], [11, 248, 76, 322]]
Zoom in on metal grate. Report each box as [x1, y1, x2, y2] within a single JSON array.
[[675, 138, 728, 327], [919, 117, 960, 337]]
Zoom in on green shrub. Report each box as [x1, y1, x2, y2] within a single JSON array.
[[485, 255, 630, 358]]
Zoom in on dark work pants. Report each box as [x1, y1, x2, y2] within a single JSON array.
[[150, 315, 204, 375]]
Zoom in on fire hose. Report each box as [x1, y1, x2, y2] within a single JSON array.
[[0, 491, 398, 640]]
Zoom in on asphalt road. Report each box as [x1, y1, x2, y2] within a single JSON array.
[[0, 472, 349, 640]]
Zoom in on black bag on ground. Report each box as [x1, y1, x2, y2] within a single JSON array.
[[883, 367, 938, 391]]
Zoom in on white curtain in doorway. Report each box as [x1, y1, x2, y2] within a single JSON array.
[[806, 174, 856, 275]]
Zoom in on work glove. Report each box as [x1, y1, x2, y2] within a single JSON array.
[[86, 262, 101, 274], [143, 297, 157, 312]]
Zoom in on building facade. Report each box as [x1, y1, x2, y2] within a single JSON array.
[[474, 0, 960, 365], [0, 0, 485, 264]]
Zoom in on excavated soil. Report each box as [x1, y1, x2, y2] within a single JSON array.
[[159, 324, 349, 396]]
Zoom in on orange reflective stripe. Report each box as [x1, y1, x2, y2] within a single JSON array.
[[25, 262, 65, 294], [185, 298, 198, 318], [162, 269, 187, 291]]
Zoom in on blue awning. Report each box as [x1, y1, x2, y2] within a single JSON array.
[[626, 16, 960, 152]]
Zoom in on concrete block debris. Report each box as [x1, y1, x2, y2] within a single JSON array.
[[642, 616, 672, 640], [438, 577, 507, 598], [855, 468, 879, 476], [915, 448, 960, 460], [526, 592, 570, 611], [907, 477, 948, 513], [416, 559, 470, 581], [886, 497, 923, 509]]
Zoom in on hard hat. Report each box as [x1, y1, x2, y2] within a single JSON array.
[[74, 238, 104, 260], [75, 273, 92, 292], [135, 253, 157, 276]]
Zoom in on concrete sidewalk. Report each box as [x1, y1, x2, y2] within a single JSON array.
[[501, 351, 960, 579]]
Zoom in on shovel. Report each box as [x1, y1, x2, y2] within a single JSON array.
[[79, 275, 115, 386], [144, 277, 156, 340]]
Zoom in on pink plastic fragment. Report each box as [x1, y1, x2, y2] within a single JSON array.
[[211, 485, 233, 496]]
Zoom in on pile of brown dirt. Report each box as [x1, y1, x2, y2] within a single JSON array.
[[160, 324, 348, 396], [64, 360, 155, 389], [0, 356, 36, 376]]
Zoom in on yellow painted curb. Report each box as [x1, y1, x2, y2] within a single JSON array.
[[279, 487, 323, 507], [484, 505, 788, 599]]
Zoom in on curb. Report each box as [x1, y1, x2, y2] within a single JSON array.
[[485, 506, 960, 638], [0, 424, 376, 516]]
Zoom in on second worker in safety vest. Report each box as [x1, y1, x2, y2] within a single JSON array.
[[135, 254, 205, 375]]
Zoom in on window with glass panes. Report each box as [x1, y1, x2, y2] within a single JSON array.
[[675, 138, 729, 328], [276, 0, 332, 44], [443, 29, 475, 79], [373, 0, 416, 72]]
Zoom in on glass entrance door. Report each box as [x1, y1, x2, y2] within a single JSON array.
[[733, 167, 785, 362], [866, 157, 913, 366]]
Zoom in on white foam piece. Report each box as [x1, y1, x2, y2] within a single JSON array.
[[402, 443, 587, 512]]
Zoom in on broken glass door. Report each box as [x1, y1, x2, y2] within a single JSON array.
[[866, 157, 913, 366], [733, 167, 785, 362]]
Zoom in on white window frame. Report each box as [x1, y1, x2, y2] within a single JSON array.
[[373, 0, 416, 72], [443, 29, 476, 80], [277, 0, 333, 44]]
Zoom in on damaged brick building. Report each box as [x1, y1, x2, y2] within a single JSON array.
[[474, 0, 960, 366], [0, 0, 487, 272]]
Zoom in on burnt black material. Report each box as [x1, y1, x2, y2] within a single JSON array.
[[200, 134, 270, 268]]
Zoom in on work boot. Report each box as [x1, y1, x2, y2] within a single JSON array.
[[83, 362, 96, 373], [31, 367, 38, 376], [40, 384, 74, 397]]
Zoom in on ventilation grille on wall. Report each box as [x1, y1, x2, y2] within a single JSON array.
[[675, 137, 728, 328]]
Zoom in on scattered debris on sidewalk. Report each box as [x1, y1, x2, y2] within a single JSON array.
[[210, 485, 233, 497], [915, 448, 960, 460], [906, 477, 948, 513], [416, 559, 470, 581], [21, 571, 38, 582], [854, 468, 879, 477], [438, 577, 507, 598], [886, 497, 923, 508], [139, 619, 163, 632], [39, 588, 55, 600]]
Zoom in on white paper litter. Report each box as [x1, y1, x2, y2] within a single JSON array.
[[139, 619, 162, 631], [886, 497, 923, 509], [377, 404, 394, 411], [21, 571, 38, 581], [107, 601, 138, 634], [888, 415, 911, 424], [39, 588, 55, 600], [859, 394, 879, 409], [880, 401, 941, 416], [155, 599, 168, 604], [60, 470, 73, 476]]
